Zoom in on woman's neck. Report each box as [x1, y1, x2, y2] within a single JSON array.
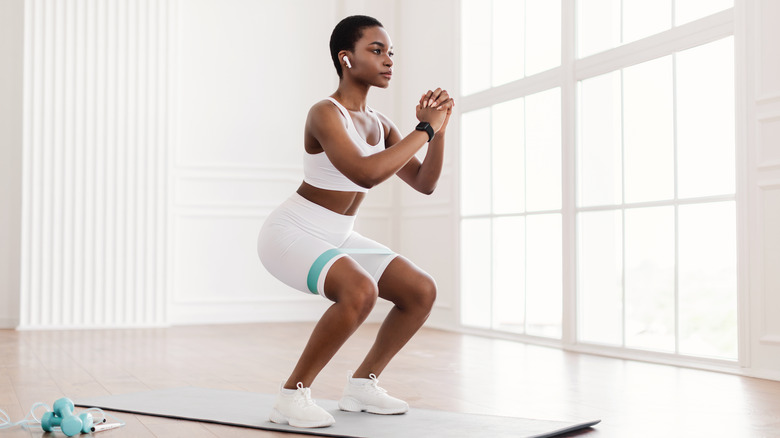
[[333, 80, 370, 111]]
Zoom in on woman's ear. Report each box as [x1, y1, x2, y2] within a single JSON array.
[[338, 50, 352, 69]]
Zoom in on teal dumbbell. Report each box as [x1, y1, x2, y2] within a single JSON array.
[[41, 398, 93, 437]]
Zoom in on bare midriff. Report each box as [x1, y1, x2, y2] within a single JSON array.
[[296, 181, 366, 216]]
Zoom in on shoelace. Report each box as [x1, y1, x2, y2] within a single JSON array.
[[294, 382, 316, 408], [367, 373, 388, 395]]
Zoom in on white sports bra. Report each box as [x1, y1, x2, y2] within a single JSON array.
[[303, 97, 385, 193]]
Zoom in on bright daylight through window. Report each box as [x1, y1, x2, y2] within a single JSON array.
[[459, 0, 736, 361]]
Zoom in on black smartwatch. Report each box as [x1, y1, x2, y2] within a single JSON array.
[[415, 121, 435, 142]]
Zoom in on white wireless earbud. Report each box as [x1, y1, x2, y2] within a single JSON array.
[[343, 55, 352, 69]]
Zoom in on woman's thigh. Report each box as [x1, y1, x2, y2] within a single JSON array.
[[258, 221, 344, 297], [259, 224, 381, 302]]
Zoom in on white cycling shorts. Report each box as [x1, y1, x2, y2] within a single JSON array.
[[257, 193, 397, 297]]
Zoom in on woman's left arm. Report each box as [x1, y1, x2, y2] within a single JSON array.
[[385, 93, 454, 195]]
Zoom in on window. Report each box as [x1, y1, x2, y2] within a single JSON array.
[[577, 38, 737, 359], [460, 89, 562, 337], [577, 0, 734, 57], [461, 0, 561, 95], [460, 0, 737, 362]]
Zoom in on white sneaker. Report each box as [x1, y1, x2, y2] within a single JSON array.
[[338, 372, 409, 415], [269, 382, 335, 428]]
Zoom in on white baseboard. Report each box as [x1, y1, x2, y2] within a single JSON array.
[[16, 322, 171, 331], [740, 367, 780, 382], [0, 317, 19, 329]]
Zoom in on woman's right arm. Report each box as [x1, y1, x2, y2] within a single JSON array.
[[308, 99, 451, 189]]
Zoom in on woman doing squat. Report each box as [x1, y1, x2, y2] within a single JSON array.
[[257, 15, 453, 428]]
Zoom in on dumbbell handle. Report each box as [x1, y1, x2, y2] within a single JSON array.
[[61, 413, 90, 437], [53, 397, 76, 417], [41, 411, 61, 432]]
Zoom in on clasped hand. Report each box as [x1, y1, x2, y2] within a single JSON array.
[[416, 88, 455, 133]]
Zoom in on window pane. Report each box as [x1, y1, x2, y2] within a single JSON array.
[[676, 37, 735, 198], [678, 202, 737, 359], [525, 0, 561, 75], [461, 108, 491, 215], [622, 0, 671, 44], [578, 71, 622, 207], [623, 57, 674, 203], [675, 0, 733, 26], [525, 88, 561, 211], [461, 0, 491, 95], [578, 211, 623, 346], [493, 98, 525, 214], [625, 206, 675, 352], [493, 216, 525, 333], [526, 214, 562, 338], [461, 218, 492, 328], [493, 0, 524, 86], [577, 0, 620, 58]]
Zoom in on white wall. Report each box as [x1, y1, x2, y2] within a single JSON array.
[[170, 0, 340, 324], [0, 0, 24, 329], [742, 0, 780, 380], [392, 0, 461, 330]]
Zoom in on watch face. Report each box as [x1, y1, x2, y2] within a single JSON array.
[[416, 122, 433, 141]]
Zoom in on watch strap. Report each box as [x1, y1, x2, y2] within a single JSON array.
[[415, 122, 435, 142]]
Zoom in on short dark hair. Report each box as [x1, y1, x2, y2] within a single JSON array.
[[329, 15, 384, 79]]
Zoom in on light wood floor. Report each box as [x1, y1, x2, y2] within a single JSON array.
[[1, 322, 779, 437]]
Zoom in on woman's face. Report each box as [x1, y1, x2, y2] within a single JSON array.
[[347, 26, 394, 88]]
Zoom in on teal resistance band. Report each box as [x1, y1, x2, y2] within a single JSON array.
[[306, 248, 394, 294]]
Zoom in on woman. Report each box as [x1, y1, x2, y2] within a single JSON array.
[[257, 15, 453, 428]]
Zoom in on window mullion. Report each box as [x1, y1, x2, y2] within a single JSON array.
[[672, 51, 680, 354], [620, 68, 627, 348], [562, 0, 578, 346]]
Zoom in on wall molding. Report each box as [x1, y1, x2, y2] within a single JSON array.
[[756, 0, 780, 100], [756, 113, 780, 169], [759, 334, 780, 345], [174, 203, 279, 212], [399, 204, 454, 218], [756, 181, 780, 346], [756, 93, 780, 106], [756, 180, 780, 190], [170, 298, 394, 326], [176, 162, 302, 172], [176, 172, 301, 182], [173, 294, 310, 305], [757, 161, 780, 172], [174, 210, 270, 219]]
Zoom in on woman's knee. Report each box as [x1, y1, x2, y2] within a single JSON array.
[[325, 270, 378, 318], [348, 275, 379, 317], [416, 276, 437, 312], [395, 274, 436, 313]]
